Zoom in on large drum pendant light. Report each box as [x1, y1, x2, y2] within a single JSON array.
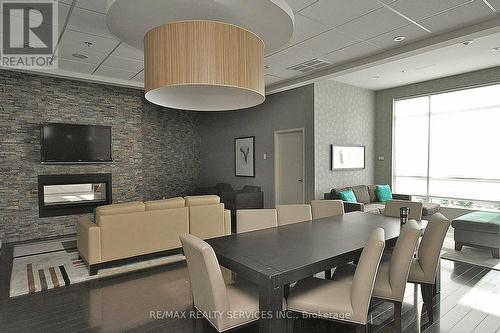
[[144, 20, 265, 111], [106, 0, 294, 111]]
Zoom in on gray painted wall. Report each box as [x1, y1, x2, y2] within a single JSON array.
[[199, 85, 315, 208], [314, 80, 376, 199], [375, 66, 500, 185], [0, 70, 201, 242]]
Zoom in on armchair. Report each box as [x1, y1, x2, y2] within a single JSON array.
[[221, 185, 264, 212]]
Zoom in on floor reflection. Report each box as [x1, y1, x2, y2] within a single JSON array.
[[84, 262, 195, 332], [2, 251, 499, 333]]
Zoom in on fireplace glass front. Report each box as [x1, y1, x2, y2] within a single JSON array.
[[43, 183, 107, 206], [38, 173, 112, 218]]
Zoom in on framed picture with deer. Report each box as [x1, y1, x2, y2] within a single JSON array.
[[234, 136, 255, 177]]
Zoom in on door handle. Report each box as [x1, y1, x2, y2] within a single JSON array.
[[297, 179, 303, 182]]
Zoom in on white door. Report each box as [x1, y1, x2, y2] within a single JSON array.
[[275, 129, 304, 205]]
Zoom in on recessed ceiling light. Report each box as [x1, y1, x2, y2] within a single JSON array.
[[72, 53, 88, 59], [491, 47, 500, 52], [461, 40, 473, 46], [393, 36, 405, 42]]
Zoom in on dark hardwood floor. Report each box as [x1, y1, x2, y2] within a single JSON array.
[[0, 242, 499, 333]]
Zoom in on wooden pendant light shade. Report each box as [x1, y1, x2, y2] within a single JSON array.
[[144, 20, 265, 111]]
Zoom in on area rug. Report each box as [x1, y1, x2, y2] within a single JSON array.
[[440, 229, 500, 271], [10, 237, 185, 297]]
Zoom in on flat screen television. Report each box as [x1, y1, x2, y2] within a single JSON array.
[[40, 123, 112, 163]]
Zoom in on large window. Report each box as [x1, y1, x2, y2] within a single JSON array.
[[393, 83, 500, 211]]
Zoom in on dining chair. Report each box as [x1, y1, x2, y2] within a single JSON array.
[[276, 204, 312, 226], [236, 209, 278, 233], [287, 228, 386, 333], [384, 200, 423, 221], [408, 212, 450, 323], [309, 200, 345, 279], [179, 234, 259, 332], [310, 200, 344, 219], [371, 220, 421, 333]]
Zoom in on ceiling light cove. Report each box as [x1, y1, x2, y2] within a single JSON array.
[[106, 0, 294, 111]]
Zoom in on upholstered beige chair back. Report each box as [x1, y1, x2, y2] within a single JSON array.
[[384, 200, 423, 221], [351, 228, 385, 323], [276, 204, 312, 226], [180, 234, 228, 328], [310, 200, 344, 219], [388, 220, 421, 301], [416, 213, 450, 283], [236, 209, 277, 233]]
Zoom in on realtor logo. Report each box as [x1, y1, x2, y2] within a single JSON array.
[[1, 0, 58, 69]]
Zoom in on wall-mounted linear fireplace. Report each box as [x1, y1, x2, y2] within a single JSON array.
[[38, 174, 112, 218]]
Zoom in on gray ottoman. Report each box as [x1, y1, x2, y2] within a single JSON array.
[[452, 212, 500, 259]]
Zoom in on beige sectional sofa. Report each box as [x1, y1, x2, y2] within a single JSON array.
[[77, 195, 231, 274]]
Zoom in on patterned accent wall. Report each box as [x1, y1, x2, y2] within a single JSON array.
[[0, 70, 201, 242], [375, 66, 500, 185], [314, 80, 375, 199]]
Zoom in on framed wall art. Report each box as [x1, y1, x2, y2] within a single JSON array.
[[331, 145, 365, 170], [235, 136, 255, 177]]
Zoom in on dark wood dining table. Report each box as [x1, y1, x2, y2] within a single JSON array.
[[206, 211, 429, 333]]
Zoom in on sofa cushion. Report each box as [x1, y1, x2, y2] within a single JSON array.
[[338, 189, 357, 203], [422, 203, 440, 217], [452, 212, 500, 235], [364, 203, 386, 214], [145, 197, 185, 211], [185, 195, 221, 207], [375, 185, 393, 202], [96, 201, 145, 217], [351, 185, 370, 204], [368, 185, 378, 203]]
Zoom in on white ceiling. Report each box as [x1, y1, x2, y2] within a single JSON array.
[[266, 0, 499, 89], [0, 0, 144, 87], [0, 0, 499, 91], [334, 30, 500, 90]]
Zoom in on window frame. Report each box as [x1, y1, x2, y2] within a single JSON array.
[[391, 80, 500, 209]]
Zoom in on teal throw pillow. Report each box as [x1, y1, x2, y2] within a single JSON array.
[[338, 189, 357, 203], [375, 185, 393, 202]]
